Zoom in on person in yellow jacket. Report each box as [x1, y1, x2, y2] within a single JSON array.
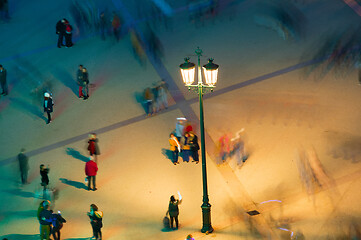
[[169, 133, 181, 165]]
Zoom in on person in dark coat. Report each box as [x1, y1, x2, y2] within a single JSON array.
[[56, 19, 66, 48], [40, 164, 50, 191], [189, 132, 199, 164], [87, 204, 103, 240], [167, 192, 182, 230], [43, 92, 54, 124], [87, 133, 100, 162], [64, 19, 73, 48], [85, 157, 98, 191], [17, 148, 29, 184], [38, 200, 52, 240], [82, 68, 89, 100], [0, 64, 8, 96], [76, 65, 84, 98], [46, 210, 66, 240]]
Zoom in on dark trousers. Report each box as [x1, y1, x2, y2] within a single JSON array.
[[65, 33, 73, 47], [20, 171, 28, 184], [46, 111, 51, 123], [172, 150, 179, 163], [57, 33, 64, 47], [87, 175, 96, 190], [170, 216, 179, 229], [52, 228, 61, 240], [192, 150, 199, 162], [0, 81, 7, 95], [91, 222, 102, 240]]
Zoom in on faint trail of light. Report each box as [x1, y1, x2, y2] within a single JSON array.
[[260, 199, 282, 204], [278, 227, 294, 237], [342, 0, 361, 17]]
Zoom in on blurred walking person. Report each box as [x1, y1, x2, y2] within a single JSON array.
[[64, 19, 74, 48], [175, 117, 186, 140], [56, 19, 66, 48], [167, 192, 182, 230], [87, 204, 103, 240], [17, 148, 29, 184], [0, 64, 8, 96], [112, 11, 121, 41], [169, 133, 181, 165], [40, 164, 50, 192], [85, 156, 98, 191], [82, 67, 89, 100], [99, 11, 107, 40], [157, 80, 168, 110], [189, 132, 199, 164], [87, 133, 100, 162], [76, 65, 84, 98], [144, 87, 154, 116], [43, 92, 54, 124]]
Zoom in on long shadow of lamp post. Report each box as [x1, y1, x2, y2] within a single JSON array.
[[179, 47, 219, 233]]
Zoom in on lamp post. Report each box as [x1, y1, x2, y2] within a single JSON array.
[[179, 47, 219, 233]]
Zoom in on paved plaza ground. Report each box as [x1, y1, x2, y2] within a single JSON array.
[[0, 0, 360, 239]]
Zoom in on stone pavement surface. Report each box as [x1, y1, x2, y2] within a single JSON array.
[[0, 0, 360, 239]]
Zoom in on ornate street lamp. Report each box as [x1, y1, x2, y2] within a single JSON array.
[[179, 47, 219, 233]]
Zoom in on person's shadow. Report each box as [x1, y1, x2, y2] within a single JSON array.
[[59, 178, 87, 190], [9, 97, 47, 122], [52, 67, 78, 97], [0, 234, 39, 240], [2, 189, 35, 198], [66, 148, 89, 162], [161, 148, 174, 164]]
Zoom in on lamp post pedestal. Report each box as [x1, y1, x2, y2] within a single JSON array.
[[201, 202, 213, 233]]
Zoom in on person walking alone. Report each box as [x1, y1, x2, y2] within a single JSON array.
[[85, 156, 98, 191], [40, 164, 50, 192], [17, 148, 29, 184], [167, 191, 182, 230], [0, 64, 8, 96], [43, 92, 54, 124], [189, 132, 200, 164], [82, 67, 89, 100], [87, 133, 100, 162], [87, 204, 103, 240]]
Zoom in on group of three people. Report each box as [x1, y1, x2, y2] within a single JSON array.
[[169, 131, 199, 165]]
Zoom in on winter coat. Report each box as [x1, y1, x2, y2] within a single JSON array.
[[39, 209, 52, 225], [0, 68, 6, 84], [76, 69, 83, 86], [85, 160, 98, 176], [88, 139, 100, 155], [89, 210, 103, 228], [40, 168, 49, 185], [168, 200, 181, 217], [56, 20, 66, 35], [44, 97, 54, 113], [18, 153, 29, 172], [169, 137, 180, 152], [189, 135, 200, 151], [46, 213, 66, 231], [181, 136, 191, 150], [82, 72, 89, 86], [65, 24, 72, 34]]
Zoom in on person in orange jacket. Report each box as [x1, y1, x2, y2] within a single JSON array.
[[169, 133, 181, 165]]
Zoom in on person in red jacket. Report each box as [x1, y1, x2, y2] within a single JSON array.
[[85, 156, 98, 191]]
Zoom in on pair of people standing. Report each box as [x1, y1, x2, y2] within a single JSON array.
[[56, 18, 73, 48], [37, 200, 66, 240], [77, 65, 90, 100]]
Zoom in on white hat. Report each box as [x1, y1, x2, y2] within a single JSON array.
[[44, 92, 50, 97], [177, 117, 187, 121]]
